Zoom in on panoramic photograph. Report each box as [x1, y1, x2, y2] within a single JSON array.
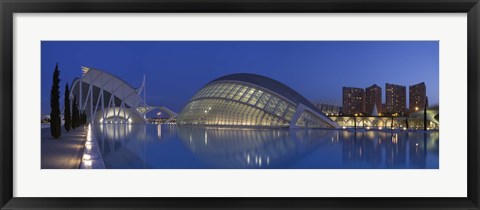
[[41, 41, 439, 169]]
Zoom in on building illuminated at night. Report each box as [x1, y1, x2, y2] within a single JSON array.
[[409, 82, 427, 112], [314, 102, 342, 115], [177, 73, 340, 128], [385, 83, 406, 114], [70, 67, 176, 124], [342, 87, 365, 115]]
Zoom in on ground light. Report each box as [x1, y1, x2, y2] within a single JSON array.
[[80, 124, 106, 169]]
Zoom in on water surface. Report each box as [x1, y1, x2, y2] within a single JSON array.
[[94, 124, 439, 169]]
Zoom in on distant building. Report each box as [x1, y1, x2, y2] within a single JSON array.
[[342, 87, 365, 115], [385, 83, 406, 114], [314, 102, 342, 115], [409, 82, 427, 112], [365, 84, 382, 115]]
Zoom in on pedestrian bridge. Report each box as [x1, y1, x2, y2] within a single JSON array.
[[137, 106, 177, 123]]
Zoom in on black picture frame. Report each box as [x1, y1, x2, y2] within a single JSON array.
[[1, 0, 479, 209]]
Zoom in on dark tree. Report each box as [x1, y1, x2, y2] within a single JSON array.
[[79, 112, 83, 126], [80, 111, 83, 125], [405, 117, 409, 129], [81, 111, 87, 125], [353, 115, 357, 130], [80, 112, 84, 126], [424, 98, 428, 131], [72, 96, 79, 129], [76, 103, 81, 127], [76, 106, 82, 127], [50, 63, 61, 139], [79, 112, 82, 126], [64, 83, 71, 132], [391, 115, 394, 130]]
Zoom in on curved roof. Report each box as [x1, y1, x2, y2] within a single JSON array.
[[209, 73, 322, 114], [76, 67, 142, 108]]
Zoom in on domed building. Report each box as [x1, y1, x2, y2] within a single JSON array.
[[178, 73, 340, 128]]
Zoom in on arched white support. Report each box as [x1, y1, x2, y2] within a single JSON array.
[[290, 103, 341, 128], [70, 67, 174, 124]]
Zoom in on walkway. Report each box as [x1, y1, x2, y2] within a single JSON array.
[[41, 126, 87, 169]]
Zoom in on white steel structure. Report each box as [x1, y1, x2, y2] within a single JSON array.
[[70, 67, 176, 124]]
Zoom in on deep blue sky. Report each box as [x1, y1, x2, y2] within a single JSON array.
[[41, 41, 439, 114]]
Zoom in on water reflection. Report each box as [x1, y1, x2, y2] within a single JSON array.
[[177, 126, 334, 168], [340, 131, 438, 168], [96, 124, 177, 168], [93, 124, 439, 169]]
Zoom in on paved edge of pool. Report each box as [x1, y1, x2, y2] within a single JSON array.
[[79, 124, 107, 169]]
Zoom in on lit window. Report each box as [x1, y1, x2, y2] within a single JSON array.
[[248, 90, 263, 105], [240, 88, 255, 103], [265, 96, 279, 113], [227, 84, 241, 99], [273, 100, 287, 117], [256, 93, 271, 109], [233, 86, 248, 100]]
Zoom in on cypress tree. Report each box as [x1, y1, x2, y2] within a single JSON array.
[[72, 96, 78, 129], [391, 115, 394, 130], [405, 117, 409, 129], [353, 115, 357, 130], [76, 104, 81, 127], [64, 83, 71, 132], [81, 111, 86, 125], [50, 63, 61, 139], [79, 112, 82, 126], [79, 110, 83, 126], [79, 112, 83, 126]]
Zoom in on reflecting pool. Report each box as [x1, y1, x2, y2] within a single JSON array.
[[94, 124, 439, 169]]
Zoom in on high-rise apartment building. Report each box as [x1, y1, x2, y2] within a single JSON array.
[[385, 83, 406, 114], [342, 87, 365, 115], [409, 82, 427, 112], [365, 84, 382, 115]]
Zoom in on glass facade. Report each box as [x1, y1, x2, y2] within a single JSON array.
[[179, 79, 337, 128], [180, 81, 295, 127], [295, 111, 332, 128]]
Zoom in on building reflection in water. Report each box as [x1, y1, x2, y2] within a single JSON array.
[[95, 124, 177, 168], [177, 126, 334, 168], [341, 130, 438, 168], [93, 124, 439, 169]]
